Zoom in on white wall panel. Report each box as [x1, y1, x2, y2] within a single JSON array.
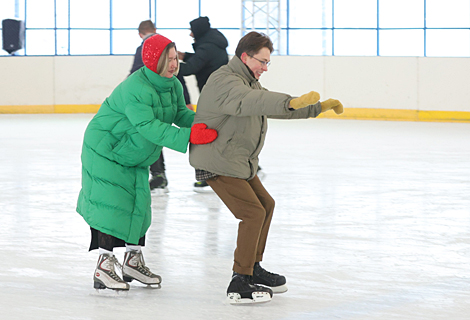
[[0, 57, 54, 105], [0, 55, 469, 113], [54, 56, 132, 105], [261, 56, 325, 98], [324, 56, 418, 110], [418, 58, 470, 111]]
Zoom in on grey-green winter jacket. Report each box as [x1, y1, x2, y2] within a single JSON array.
[[189, 56, 321, 180]]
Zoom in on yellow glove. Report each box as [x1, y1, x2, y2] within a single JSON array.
[[320, 98, 344, 114], [289, 91, 320, 110]]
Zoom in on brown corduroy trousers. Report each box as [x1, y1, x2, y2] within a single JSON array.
[[207, 175, 275, 275]]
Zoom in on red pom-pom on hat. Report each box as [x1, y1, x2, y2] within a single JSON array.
[[142, 34, 172, 73]]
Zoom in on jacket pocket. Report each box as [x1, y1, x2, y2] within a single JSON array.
[[112, 133, 153, 167], [220, 137, 233, 156]]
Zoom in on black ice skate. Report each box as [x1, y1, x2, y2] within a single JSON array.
[[193, 180, 213, 193], [252, 262, 288, 293], [226, 272, 273, 304], [93, 253, 130, 291], [149, 172, 168, 194], [256, 165, 266, 181], [122, 250, 162, 287]]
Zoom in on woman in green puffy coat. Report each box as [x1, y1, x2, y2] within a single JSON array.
[[76, 34, 217, 291]]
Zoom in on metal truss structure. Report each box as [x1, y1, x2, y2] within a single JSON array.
[[241, 0, 281, 54]]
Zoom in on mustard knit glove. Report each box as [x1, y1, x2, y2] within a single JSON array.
[[289, 91, 320, 110], [320, 98, 344, 114]]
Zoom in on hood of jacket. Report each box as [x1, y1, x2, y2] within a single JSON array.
[[190, 16, 210, 40]]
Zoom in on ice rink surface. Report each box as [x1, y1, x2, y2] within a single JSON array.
[[0, 114, 469, 320]]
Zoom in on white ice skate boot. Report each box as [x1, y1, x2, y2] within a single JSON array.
[[93, 253, 130, 291], [122, 250, 162, 286]]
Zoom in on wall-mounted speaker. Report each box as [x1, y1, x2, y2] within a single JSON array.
[[2, 19, 25, 54]]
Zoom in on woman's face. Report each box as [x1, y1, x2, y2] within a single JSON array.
[[242, 47, 271, 80], [164, 47, 178, 78]]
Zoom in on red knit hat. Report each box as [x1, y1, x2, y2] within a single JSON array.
[[142, 34, 172, 73]]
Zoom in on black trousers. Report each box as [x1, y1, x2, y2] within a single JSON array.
[[89, 228, 145, 251], [150, 152, 165, 175]]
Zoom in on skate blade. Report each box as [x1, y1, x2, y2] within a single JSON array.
[[151, 187, 169, 195], [94, 280, 129, 290], [91, 290, 129, 298], [256, 171, 266, 181], [227, 292, 272, 305], [91, 287, 129, 298], [143, 283, 161, 289], [266, 284, 288, 294], [132, 281, 162, 289], [125, 282, 162, 289], [123, 275, 162, 288], [193, 187, 213, 193]]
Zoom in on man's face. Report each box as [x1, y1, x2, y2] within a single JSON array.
[[242, 47, 271, 80]]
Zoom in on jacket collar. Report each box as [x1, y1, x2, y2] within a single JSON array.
[[142, 67, 177, 90], [142, 33, 155, 42], [228, 56, 257, 83]]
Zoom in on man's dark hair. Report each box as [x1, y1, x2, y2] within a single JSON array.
[[138, 20, 156, 34], [235, 31, 273, 58]]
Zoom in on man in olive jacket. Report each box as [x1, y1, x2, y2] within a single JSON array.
[[189, 32, 344, 304]]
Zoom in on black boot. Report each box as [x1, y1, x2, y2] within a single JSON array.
[[193, 180, 212, 193], [256, 165, 266, 180], [149, 172, 168, 193], [226, 272, 273, 304], [252, 262, 288, 293]]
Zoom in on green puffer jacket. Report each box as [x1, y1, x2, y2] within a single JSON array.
[[189, 56, 321, 180], [77, 67, 195, 244]]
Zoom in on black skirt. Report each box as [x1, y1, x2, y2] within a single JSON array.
[[88, 227, 146, 251]]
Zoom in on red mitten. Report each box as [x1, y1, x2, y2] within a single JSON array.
[[190, 123, 218, 145]]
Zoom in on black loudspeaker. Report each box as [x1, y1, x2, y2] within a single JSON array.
[[2, 19, 25, 54]]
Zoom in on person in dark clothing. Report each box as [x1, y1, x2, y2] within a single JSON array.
[[178, 16, 234, 192], [179, 17, 265, 192], [130, 20, 193, 193], [178, 16, 229, 93], [129, 20, 154, 74]]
